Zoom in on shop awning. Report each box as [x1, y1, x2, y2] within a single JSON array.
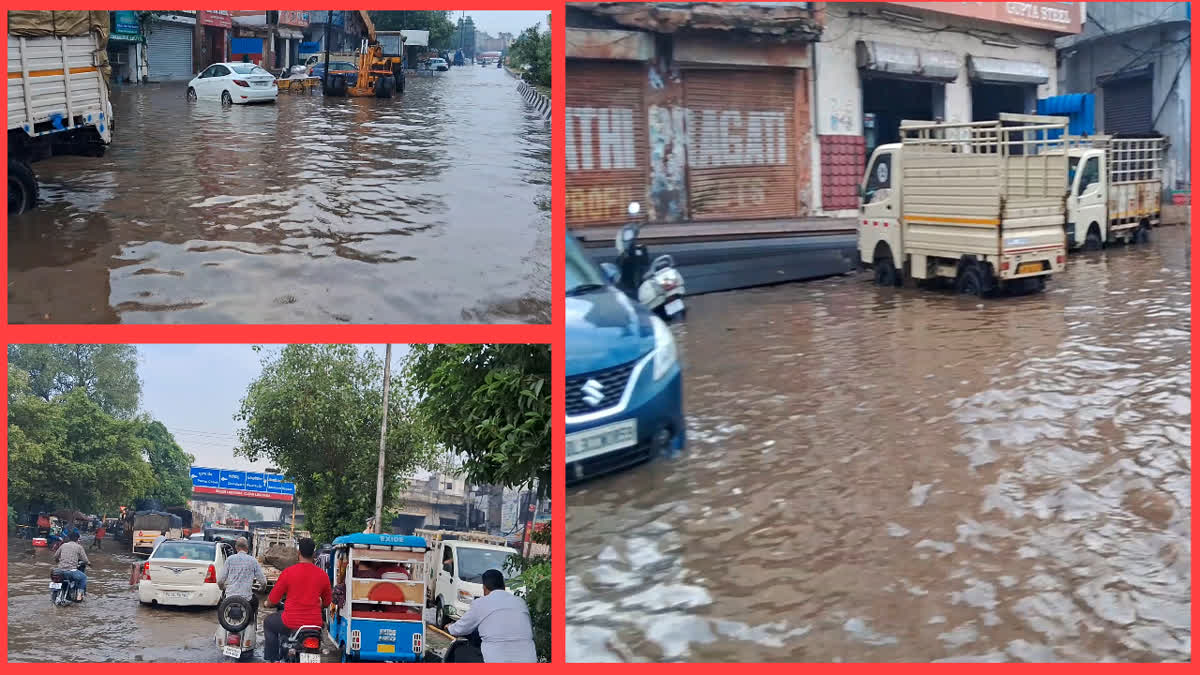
[[968, 56, 1049, 85], [276, 29, 303, 40], [856, 40, 960, 82]]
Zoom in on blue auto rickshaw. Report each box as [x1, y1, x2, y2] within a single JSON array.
[[327, 533, 429, 662]]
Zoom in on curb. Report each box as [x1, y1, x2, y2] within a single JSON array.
[[517, 80, 551, 122]]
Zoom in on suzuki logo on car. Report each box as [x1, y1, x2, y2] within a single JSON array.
[[581, 379, 605, 407]]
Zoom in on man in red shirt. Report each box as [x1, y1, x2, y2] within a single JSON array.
[[263, 538, 332, 662]]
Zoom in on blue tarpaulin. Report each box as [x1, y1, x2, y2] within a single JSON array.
[[299, 41, 320, 55], [231, 37, 263, 55], [1037, 93, 1096, 139]]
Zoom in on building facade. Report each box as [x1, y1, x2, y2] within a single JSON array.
[[194, 10, 232, 70], [566, 3, 823, 228], [1057, 2, 1190, 196]]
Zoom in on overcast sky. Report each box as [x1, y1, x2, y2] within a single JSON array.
[[138, 344, 410, 473], [459, 10, 550, 36]]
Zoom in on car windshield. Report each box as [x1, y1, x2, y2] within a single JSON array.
[[153, 541, 216, 561], [457, 547, 515, 583], [320, 62, 356, 71], [209, 529, 248, 541], [230, 64, 269, 76], [566, 235, 607, 296]]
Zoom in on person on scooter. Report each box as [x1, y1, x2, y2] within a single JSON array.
[[262, 538, 331, 662], [447, 569, 537, 662], [217, 537, 267, 613], [53, 531, 89, 599]]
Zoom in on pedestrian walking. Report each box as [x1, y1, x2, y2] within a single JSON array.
[[91, 524, 106, 550]]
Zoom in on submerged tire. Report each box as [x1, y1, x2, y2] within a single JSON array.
[[1135, 225, 1151, 244], [955, 263, 988, 297], [873, 256, 900, 287], [375, 75, 395, 98], [1084, 227, 1103, 251], [8, 158, 38, 215], [326, 74, 348, 97]]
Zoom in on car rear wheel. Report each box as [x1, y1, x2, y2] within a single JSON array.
[[221, 90, 233, 106]]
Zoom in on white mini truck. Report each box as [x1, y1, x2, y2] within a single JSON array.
[[1064, 136, 1164, 250], [859, 114, 1070, 296]]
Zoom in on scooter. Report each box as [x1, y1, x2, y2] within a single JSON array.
[[612, 202, 686, 321], [49, 562, 87, 606], [216, 595, 258, 662]]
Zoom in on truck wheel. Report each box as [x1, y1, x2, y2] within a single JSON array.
[[375, 75, 395, 98], [955, 263, 988, 297], [1084, 227, 1102, 251], [873, 256, 900, 287], [1135, 225, 1151, 244], [8, 158, 38, 215], [436, 598, 449, 628]]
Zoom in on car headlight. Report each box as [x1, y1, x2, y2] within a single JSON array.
[[457, 590, 474, 604], [650, 314, 678, 381]]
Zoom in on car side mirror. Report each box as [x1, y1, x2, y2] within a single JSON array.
[[600, 262, 621, 285]]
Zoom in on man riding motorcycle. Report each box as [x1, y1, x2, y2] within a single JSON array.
[[53, 531, 90, 599], [218, 537, 267, 609], [447, 569, 537, 662], [262, 538, 331, 662]]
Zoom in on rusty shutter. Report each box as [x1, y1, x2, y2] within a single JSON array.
[[566, 61, 648, 228], [683, 69, 800, 221], [1103, 76, 1153, 136]]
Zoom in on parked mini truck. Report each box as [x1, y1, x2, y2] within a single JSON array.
[[859, 114, 1069, 296], [8, 10, 113, 215], [1065, 136, 1164, 250]]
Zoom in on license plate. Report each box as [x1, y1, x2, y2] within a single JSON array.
[[566, 419, 637, 459], [222, 646, 243, 658], [49, 582, 61, 590], [299, 652, 321, 663], [665, 298, 685, 316], [1017, 262, 1043, 274], [377, 644, 395, 654], [165, 591, 190, 598], [252, 81, 268, 88]]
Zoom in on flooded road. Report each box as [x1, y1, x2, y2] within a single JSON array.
[[7, 539, 450, 662], [566, 227, 1191, 662], [9, 66, 550, 324]]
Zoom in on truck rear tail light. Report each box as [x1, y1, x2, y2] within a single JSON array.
[[1056, 255, 1064, 264], [232, 79, 250, 88], [1000, 261, 1010, 271]]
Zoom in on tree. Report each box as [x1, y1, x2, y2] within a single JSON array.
[[369, 10, 456, 49], [7, 344, 141, 418], [136, 420, 195, 508], [235, 345, 441, 542], [508, 23, 550, 89], [402, 345, 549, 497]]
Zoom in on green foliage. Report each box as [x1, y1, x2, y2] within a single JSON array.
[[505, 521, 551, 662], [136, 420, 195, 507], [369, 10, 456, 49], [235, 345, 441, 543], [508, 23, 550, 89], [7, 344, 141, 418], [402, 345, 550, 497]]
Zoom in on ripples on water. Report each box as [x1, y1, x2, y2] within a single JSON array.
[[8, 67, 550, 323], [567, 228, 1191, 662]]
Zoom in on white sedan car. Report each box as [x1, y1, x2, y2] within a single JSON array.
[[138, 539, 232, 607], [187, 62, 277, 105]]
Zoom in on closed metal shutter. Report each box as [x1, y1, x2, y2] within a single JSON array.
[[566, 61, 647, 228], [1104, 77, 1153, 136], [147, 21, 194, 80], [684, 69, 800, 221]]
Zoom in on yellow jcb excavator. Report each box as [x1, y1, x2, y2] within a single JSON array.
[[324, 10, 406, 98]]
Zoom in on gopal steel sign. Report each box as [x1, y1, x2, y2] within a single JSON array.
[[190, 466, 295, 502], [892, 2, 1082, 34]]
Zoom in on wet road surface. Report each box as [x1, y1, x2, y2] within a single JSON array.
[[566, 227, 1191, 662], [7, 539, 450, 662], [9, 66, 550, 324]]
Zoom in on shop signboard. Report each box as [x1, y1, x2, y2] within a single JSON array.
[[197, 10, 233, 29], [278, 11, 309, 28], [892, 2, 1081, 34]]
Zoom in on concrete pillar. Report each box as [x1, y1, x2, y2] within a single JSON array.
[[645, 35, 688, 223]]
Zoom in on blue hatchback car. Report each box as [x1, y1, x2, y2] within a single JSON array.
[[566, 234, 685, 483]]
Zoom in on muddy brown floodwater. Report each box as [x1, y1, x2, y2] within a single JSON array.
[[8, 67, 550, 324], [7, 539, 451, 662], [566, 227, 1190, 662]]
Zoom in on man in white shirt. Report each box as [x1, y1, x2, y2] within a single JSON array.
[[447, 569, 537, 662], [151, 528, 168, 552]]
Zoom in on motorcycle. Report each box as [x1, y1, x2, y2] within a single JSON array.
[[610, 201, 687, 321], [49, 562, 87, 606], [272, 602, 323, 663], [442, 630, 483, 663], [216, 595, 258, 662]]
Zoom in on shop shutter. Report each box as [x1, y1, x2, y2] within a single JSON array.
[[1103, 77, 1153, 136], [147, 21, 194, 80], [566, 61, 648, 228], [683, 69, 799, 221]]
